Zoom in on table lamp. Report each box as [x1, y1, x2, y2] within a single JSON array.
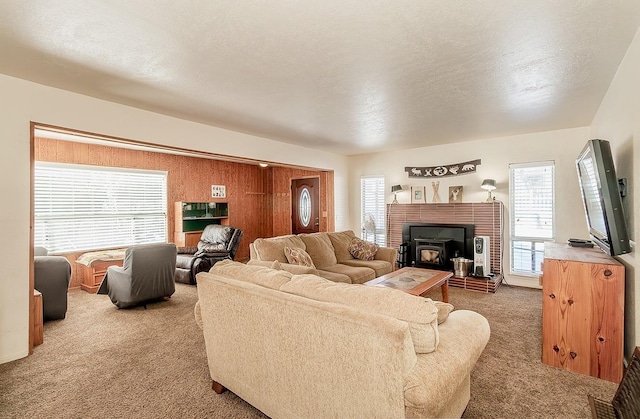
[[481, 179, 496, 202], [391, 184, 403, 204]]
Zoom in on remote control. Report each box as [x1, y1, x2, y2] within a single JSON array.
[[567, 238, 594, 248]]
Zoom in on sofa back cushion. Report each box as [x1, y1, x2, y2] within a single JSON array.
[[299, 233, 338, 268], [280, 274, 439, 353], [327, 230, 357, 263], [252, 235, 306, 263], [206, 259, 292, 290]]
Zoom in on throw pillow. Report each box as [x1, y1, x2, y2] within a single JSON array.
[[349, 237, 379, 261], [284, 246, 316, 268], [434, 301, 454, 324]]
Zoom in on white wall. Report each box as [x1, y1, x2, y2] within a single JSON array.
[[590, 26, 640, 359], [347, 127, 592, 288], [0, 74, 349, 363]]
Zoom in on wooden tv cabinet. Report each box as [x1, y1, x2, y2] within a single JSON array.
[[541, 242, 625, 383]]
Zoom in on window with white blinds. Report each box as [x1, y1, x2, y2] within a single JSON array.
[[360, 175, 386, 247], [509, 161, 555, 275], [34, 162, 168, 253]]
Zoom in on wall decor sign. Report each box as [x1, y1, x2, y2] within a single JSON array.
[[211, 185, 226, 198], [404, 159, 481, 178]]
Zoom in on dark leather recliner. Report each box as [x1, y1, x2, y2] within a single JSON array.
[[34, 247, 72, 321], [175, 225, 243, 285]]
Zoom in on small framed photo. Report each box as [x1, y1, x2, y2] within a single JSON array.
[[449, 186, 463, 203], [411, 186, 426, 204], [211, 185, 226, 198]]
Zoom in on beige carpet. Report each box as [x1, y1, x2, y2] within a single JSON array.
[[0, 283, 617, 418]]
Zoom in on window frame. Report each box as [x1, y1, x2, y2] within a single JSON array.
[[34, 162, 168, 254], [360, 175, 386, 247], [509, 161, 555, 276]]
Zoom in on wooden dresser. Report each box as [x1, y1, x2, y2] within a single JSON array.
[[541, 242, 625, 383], [78, 259, 124, 293]]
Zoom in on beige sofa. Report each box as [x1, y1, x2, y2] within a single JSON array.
[[196, 260, 490, 418], [249, 230, 397, 283]]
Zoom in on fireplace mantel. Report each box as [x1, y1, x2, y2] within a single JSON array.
[[387, 202, 504, 291]]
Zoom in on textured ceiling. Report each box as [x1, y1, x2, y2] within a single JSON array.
[[1, 1, 639, 155]]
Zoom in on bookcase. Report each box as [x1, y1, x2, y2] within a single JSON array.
[[175, 202, 229, 247]]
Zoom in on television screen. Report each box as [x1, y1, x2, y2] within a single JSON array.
[[575, 139, 630, 256]]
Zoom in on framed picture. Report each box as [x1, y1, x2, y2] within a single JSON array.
[[211, 185, 226, 198], [449, 186, 463, 203], [411, 186, 426, 204]]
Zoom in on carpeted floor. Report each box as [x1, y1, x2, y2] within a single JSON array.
[[0, 283, 617, 418]]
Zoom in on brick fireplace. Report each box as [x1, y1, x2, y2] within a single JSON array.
[[387, 201, 504, 292]]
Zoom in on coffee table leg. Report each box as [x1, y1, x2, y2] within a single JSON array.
[[441, 280, 449, 303]]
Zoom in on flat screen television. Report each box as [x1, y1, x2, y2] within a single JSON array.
[[575, 139, 630, 256]]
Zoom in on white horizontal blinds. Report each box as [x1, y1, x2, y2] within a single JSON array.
[[509, 161, 555, 275], [34, 162, 168, 253], [360, 175, 386, 247]]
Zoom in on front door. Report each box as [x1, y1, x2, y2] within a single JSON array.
[[291, 177, 320, 234]]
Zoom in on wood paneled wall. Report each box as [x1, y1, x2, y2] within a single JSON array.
[[271, 168, 334, 237], [35, 138, 334, 288]]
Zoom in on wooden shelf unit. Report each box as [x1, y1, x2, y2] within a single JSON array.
[[541, 242, 625, 383], [175, 202, 229, 247], [79, 259, 124, 293]]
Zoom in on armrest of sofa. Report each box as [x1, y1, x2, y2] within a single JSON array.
[[375, 246, 398, 268]]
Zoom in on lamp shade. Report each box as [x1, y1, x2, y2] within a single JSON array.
[[481, 179, 496, 191], [391, 184, 403, 193]]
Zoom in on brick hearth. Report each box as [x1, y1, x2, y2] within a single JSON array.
[[387, 201, 504, 292]]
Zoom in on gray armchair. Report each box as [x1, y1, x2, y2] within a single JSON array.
[[175, 225, 243, 285], [34, 247, 71, 321], [97, 243, 177, 309]]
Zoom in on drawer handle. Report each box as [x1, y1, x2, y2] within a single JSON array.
[[604, 269, 612, 277], [570, 351, 577, 359], [549, 293, 556, 299], [553, 345, 559, 352]]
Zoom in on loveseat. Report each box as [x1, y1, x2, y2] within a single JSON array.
[[249, 230, 397, 283], [196, 260, 491, 418]]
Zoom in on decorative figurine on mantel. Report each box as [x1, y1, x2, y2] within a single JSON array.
[[431, 181, 441, 203]]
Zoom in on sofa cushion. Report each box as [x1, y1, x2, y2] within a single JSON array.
[[340, 259, 393, 277], [349, 237, 379, 261], [327, 230, 357, 263], [299, 233, 338, 268], [247, 259, 319, 275], [253, 235, 306, 263], [319, 264, 376, 284], [434, 301, 454, 324], [280, 274, 439, 353], [284, 246, 316, 268], [207, 259, 292, 290], [315, 269, 352, 283]]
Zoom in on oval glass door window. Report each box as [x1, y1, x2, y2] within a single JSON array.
[[299, 187, 312, 227]]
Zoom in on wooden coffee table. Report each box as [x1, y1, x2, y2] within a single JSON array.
[[365, 267, 451, 302]]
